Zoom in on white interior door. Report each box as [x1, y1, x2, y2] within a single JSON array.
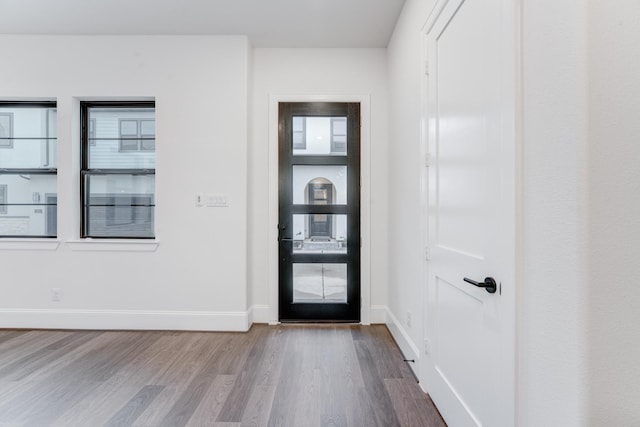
[[425, 0, 516, 426]]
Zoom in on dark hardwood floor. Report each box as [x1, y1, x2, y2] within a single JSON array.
[[0, 325, 446, 427]]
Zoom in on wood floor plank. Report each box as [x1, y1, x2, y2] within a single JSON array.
[[336, 327, 366, 376], [291, 328, 323, 427], [0, 331, 106, 403], [53, 333, 188, 426], [185, 374, 237, 427], [317, 327, 348, 427], [0, 331, 73, 370], [134, 333, 223, 426], [361, 325, 407, 380], [104, 384, 165, 427], [0, 331, 100, 381], [335, 328, 368, 427], [0, 330, 25, 346], [159, 333, 231, 427], [354, 339, 402, 427], [239, 327, 288, 426], [267, 328, 304, 427], [0, 325, 447, 427], [208, 331, 260, 375], [386, 378, 437, 427], [216, 326, 271, 423], [0, 332, 161, 426], [85, 332, 163, 382]]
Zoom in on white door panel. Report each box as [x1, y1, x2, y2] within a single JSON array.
[[425, 0, 516, 425]]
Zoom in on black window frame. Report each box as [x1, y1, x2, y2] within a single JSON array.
[[0, 101, 58, 238], [80, 101, 156, 239]]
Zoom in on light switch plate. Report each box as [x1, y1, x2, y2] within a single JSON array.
[[206, 194, 228, 207]]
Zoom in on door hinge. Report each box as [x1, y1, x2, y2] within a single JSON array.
[[424, 60, 430, 76], [360, 237, 363, 248], [425, 246, 431, 261], [425, 152, 432, 168]]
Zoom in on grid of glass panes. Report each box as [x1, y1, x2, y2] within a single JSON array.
[[81, 103, 155, 238], [0, 103, 57, 237], [291, 115, 349, 303]]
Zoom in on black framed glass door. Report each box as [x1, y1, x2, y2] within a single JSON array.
[[278, 102, 361, 322]]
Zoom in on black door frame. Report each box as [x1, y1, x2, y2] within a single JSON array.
[[278, 102, 361, 322]]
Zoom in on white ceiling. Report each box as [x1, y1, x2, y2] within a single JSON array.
[[0, 0, 406, 48]]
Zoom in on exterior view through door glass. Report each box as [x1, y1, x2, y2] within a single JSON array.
[[279, 102, 360, 322]]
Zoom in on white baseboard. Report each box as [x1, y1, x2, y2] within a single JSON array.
[[248, 305, 269, 324], [370, 305, 388, 324], [0, 309, 251, 331], [384, 306, 421, 379]]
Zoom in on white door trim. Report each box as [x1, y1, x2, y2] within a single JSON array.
[[267, 94, 372, 325]]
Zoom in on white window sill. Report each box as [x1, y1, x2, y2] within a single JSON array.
[[0, 239, 61, 251], [66, 239, 159, 252]]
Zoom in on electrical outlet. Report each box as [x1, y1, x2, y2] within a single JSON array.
[[424, 338, 432, 355], [406, 311, 412, 328], [195, 194, 204, 207], [51, 288, 61, 302]]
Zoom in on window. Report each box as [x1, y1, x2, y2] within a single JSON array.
[[292, 116, 306, 149], [0, 113, 13, 148], [0, 185, 6, 214], [81, 102, 155, 238], [89, 118, 96, 146], [330, 117, 347, 153], [119, 118, 155, 151], [0, 102, 57, 237]]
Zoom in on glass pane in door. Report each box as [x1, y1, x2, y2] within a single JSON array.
[[293, 263, 347, 303], [292, 165, 347, 205], [292, 214, 347, 254], [292, 116, 347, 156]]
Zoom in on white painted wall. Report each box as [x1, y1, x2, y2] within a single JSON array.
[[387, 0, 435, 379], [0, 35, 251, 330], [587, 1, 640, 425], [520, 1, 589, 424], [249, 48, 389, 322]]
